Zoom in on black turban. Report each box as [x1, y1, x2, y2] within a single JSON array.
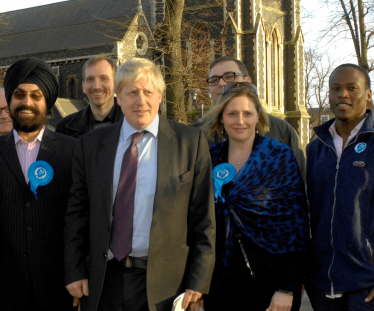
[[4, 58, 58, 110]]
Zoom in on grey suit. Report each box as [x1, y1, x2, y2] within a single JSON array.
[[64, 115, 216, 311], [0, 130, 76, 310]]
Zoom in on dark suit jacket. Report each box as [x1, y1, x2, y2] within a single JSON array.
[[0, 129, 76, 311], [55, 101, 123, 138], [64, 115, 216, 311]]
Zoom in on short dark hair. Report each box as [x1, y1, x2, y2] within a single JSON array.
[[330, 63, 371, 90], [209, 56, 249, 77], [82, 55, 117, 80]]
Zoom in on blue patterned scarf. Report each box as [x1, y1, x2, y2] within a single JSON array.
[[210, 136, 308, 283]]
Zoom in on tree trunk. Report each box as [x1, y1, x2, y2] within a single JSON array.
[[165, 0, 187, 123], [357, 0, 369, 70]]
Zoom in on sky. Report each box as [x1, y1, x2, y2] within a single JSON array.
[[0, 0, 68, 13], [302, 0, 359, 65]]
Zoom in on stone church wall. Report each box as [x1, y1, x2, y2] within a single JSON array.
[[0, 44, 115, 99]]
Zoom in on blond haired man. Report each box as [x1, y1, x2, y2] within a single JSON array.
[[64, 58, 215, 311]]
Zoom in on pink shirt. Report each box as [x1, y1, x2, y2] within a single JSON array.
[[13, 126, 45, 183], [329, 116, 367, 160]]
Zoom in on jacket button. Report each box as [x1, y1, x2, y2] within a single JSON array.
[[25, 203, 30, 207], [26, 227, 32, 231], [103, 254, 107, 258]]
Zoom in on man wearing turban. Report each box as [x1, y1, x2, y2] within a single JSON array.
[[0, 58, 77, 311]]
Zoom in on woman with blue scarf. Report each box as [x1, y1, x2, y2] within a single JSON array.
[[200, 82, 308, 311]]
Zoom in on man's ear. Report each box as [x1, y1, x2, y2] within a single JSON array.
[[245, 76, 252, 83], [82, 81, 86, 94], [366, 89, 373, 110]]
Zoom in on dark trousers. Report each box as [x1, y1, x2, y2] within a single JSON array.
[[97, 259, 149, 311], [204, 254, 301, 311], [306, 282, 374, 311]]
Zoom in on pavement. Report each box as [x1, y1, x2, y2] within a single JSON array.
[[300, 293, 313, 311]]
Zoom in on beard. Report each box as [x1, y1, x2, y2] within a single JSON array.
[[11, 104, 47, 133]]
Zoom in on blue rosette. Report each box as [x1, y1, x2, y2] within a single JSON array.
[[28, 161, 54, 200], [212, 163, 236, 203]]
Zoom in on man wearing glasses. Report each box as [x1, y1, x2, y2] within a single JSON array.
[[0, 87, 13, 136], [205, 56, 305, 179], [0, 58, 76, 311]]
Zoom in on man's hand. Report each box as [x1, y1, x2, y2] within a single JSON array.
[[365, 286, 374, 302], [188, 298, 204, 311], [66, 279, 89, 311], [182, 289, 202, 310], [266, 291, 293, 311]]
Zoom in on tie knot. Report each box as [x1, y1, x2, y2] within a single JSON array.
[[132, 132, 145, 144]]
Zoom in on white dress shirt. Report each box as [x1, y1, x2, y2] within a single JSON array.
[[108, 115, 158, 258], [329, 115, 367, 160]]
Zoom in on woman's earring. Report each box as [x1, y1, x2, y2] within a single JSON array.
[[256, 126, 258, 134], [221, 125, 224, 133]]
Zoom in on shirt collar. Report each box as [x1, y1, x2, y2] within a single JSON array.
[[329, 115, 367, 137], [121, 114, 159, 142], [13, 126, 45, 144]]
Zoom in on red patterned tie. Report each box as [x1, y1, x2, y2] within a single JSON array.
[[111, 132, 145, 261]]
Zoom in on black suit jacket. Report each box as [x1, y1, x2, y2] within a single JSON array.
[[55, 101, 123, 138], [0, 129, 76, 310], [64, 115, 216, 311]]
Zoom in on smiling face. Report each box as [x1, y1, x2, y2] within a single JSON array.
[[221, 95, 259, 143], [0, 89, 13, 135], [329, 66, 371, 124], [9, 83, 47, 133], [208, 61, 251, 105], [116, 76, 162, 130], [82, 59, 115, 109]]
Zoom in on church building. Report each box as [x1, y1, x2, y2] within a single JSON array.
[[0, 0, 309, 147]]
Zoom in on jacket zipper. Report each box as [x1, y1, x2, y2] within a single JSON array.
[[367, 239, 373, 262], [317, 138, 339, 295], [317, 131, 371, 295], [235, 233, 256, 276]]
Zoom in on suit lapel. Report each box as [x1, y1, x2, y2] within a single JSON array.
[[36, 129, 56, 163], [153, 116, 177, 212], [0, 131, 28, 187], [97, 123, 122, 218]]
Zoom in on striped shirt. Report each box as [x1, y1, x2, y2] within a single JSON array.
[[13, 126, 45, 183]]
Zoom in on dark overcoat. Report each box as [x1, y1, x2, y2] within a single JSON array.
[[55, 101, 123, 138]]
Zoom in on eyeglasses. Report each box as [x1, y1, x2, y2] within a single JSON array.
[[206, 72, 245, 86], [0, 106, 9, 114], [13, 89, 43, 101], [222, 82, 258, 96]]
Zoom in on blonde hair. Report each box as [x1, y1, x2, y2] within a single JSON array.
[[114, 58, 165, 94], [201, 87, 269, 139]]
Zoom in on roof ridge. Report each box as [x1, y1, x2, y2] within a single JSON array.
[[0, 14, 134, 37]]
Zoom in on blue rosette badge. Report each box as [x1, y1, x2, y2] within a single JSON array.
[[28, 161, 54, 199], [212, 163, 236, 203]]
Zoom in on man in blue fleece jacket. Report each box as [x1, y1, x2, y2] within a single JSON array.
[[306, 63, 374, 310]]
